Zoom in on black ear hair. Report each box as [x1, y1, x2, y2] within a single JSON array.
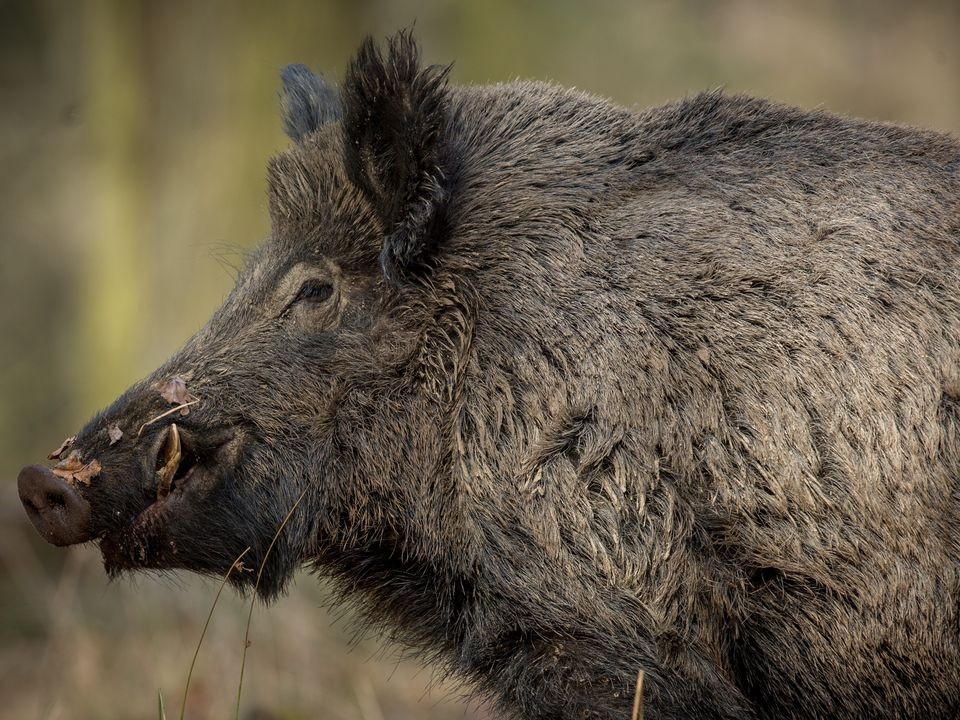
[[280, 64, 341, 142], [341, 31, 453, 282]]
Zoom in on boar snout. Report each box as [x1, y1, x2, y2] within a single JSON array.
[[18, 464, 93, 546]]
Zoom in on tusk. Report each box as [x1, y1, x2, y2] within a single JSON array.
[[156, 423, 182, 499]]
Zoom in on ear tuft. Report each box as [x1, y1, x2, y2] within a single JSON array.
[[342, 31, 453, 281], [280, 64, 341, 142]]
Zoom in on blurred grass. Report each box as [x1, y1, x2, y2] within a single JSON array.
[[1, 0, 958, 718], [0, 540, 493, 720]]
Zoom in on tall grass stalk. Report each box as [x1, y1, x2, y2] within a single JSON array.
[[235, 487, 309, 719], [179, 546, 251, 720], [630, 669, 644, 720]]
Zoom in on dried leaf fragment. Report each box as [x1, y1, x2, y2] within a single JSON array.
[[52, 450, 102, 486], [48, 435, 75, 460], [53, 451, 82, 473], [155, 376, 198, 416], [155, 423, 181, 499], [107, 423, 123, 445]]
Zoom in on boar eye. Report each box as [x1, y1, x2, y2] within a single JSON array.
[[293, 279, 334, 305]]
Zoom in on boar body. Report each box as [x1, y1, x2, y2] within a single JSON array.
[[18, 34, 960, 720]]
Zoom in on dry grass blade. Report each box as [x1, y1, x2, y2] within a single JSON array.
[[137, 400, 201, 437], [235, 487, 309, 720], [158, 689, 168, 720], [630, 669, 644, 720], [180, 547, 250, 720]]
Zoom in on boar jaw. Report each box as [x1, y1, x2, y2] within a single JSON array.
[[97, 424, 244, 573]]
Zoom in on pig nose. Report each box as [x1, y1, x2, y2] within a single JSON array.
[[17, 464, 93, 546]]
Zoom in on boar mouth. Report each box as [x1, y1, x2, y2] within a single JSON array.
[[147, 422, 230, 502], [98, 422, 242, 573]]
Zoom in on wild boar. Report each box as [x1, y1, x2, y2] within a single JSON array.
[[17, 31, 960, 720]]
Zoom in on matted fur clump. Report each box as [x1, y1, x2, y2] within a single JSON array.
[[18, 30, 960, 720]]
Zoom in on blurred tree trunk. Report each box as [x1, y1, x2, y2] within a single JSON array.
[[80, 0, 145, 410]]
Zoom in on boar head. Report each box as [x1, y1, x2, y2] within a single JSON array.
[[18, 33, 467, 599]]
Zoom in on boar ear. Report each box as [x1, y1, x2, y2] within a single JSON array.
[[341, 32, 453, 281], [280, 64, 341, 143]]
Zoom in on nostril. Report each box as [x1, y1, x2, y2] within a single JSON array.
[[46, 491, 67, 510]]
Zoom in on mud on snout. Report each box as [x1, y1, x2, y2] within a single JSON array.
[[17, 376, 247, 576]]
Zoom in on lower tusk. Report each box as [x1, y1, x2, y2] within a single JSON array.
[[156, 423, 182, 499]]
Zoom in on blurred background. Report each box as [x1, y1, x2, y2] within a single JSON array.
[[1, 0, 958, 718]]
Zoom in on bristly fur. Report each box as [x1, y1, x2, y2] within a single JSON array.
[[280, 64, 341, 142], [42, 30, 960, 720], [341, 30, 454, 281]]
